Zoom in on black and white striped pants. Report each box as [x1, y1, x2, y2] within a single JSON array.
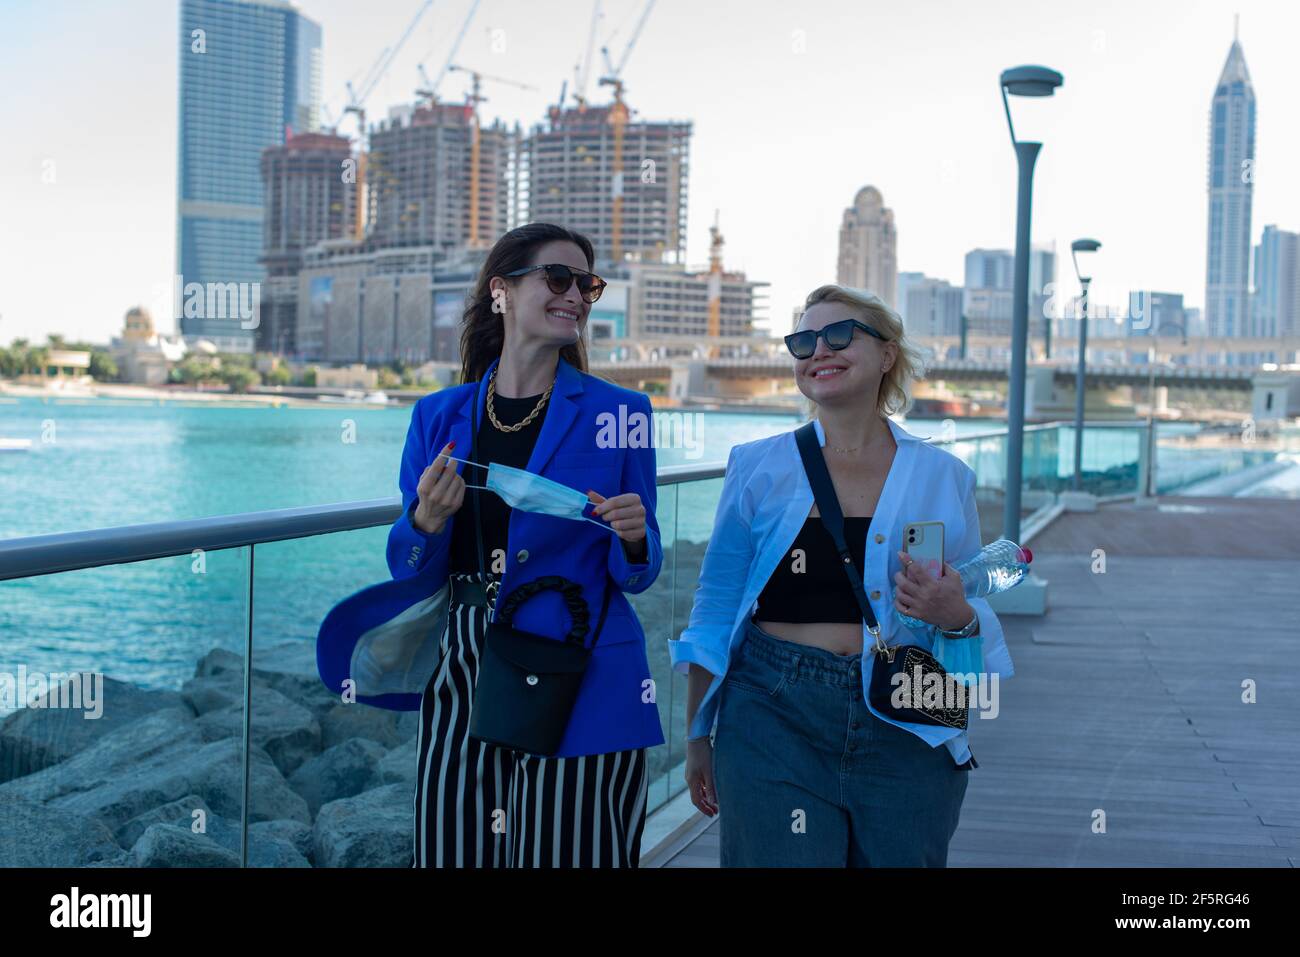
[[411, 571, 649, 867]]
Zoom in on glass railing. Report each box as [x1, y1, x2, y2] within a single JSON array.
[[3, 416, 1296, 867]]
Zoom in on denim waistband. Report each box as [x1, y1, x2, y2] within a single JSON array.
[[742, 616, 863, 689]]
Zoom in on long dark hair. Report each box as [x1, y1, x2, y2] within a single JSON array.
[[459, 223, 597, 384]]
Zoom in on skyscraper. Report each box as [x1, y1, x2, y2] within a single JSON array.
[[962, 246, 1054, 340], [1252, 226, 1300, 339], [837, 186, 897, 306], [896, 272, 963, 337], [1204, 24, 1256, 341], [177, 0, 321, 352]]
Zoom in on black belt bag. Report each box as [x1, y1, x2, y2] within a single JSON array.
[[462, 385, 612, 756], [794, 422, 967, 731]]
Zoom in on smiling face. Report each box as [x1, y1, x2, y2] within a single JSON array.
[[489, 239, 592, 353], [793, 301, 898, 410]]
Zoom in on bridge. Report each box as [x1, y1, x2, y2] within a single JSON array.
[[590, 350, 1300, 422]]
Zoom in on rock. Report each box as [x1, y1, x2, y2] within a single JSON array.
[[320, 702, 403, 750], [180, 673, 248, 716], [395, 710, 420, 743], [195, 641, 338, 719], [131, 824, 239, 867], [0, 676, 191, 784], [167, 812, 310, 868], [288, 738, 385, 817], [251, 819, 313, 863], [116, 795, 212, 849], [196, 684, 321, 778], [313, 784, 412, 868], [85, 851, 132, 867], [376, 738, 417, 791], [0, 710, 310, 832], [0, 796, 121, 866]]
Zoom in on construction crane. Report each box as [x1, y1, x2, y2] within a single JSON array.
[[414, 0, 481, 106], [342, 0, 434, 240], [571, 0, 604, 111], [447, 65, 538, 247], [597, 0, 656, 262]]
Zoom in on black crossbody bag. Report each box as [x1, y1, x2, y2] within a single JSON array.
[[793, 422, 967, 731], [464, 390, 612, 756]]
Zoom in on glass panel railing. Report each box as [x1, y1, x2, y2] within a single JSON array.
[[247, 526, 396, 868], [0, 548, 252, 867], [628, 482, 678, 815], [664, 476, 723, 808]]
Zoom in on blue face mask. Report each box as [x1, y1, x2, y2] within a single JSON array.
[[446, 456, 616, 532]]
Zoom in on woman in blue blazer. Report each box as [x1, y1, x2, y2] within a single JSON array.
[[387, 223, 664, 868], [671, 284, 1014, 867]]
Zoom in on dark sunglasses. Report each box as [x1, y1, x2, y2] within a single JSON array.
[[504, 263, 607, 304], [784, 318, 888, 359]]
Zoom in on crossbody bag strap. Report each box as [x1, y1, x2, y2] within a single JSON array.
[[469, 387, 496, 617], [793, 422, 888, 655]]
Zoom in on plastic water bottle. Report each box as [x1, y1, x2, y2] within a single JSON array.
[[896, 539, 1032, 629]]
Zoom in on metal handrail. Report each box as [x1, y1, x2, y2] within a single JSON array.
[[0, 463, 730, 582], [0, 419, 1161, 583]]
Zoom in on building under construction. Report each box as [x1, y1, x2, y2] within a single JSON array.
[[525, 103, 690, 265], [258, 131, 356, 354], [365, 101, 518, 251]]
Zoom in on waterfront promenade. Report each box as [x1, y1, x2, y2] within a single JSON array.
[[655, 496, 1300, 867]]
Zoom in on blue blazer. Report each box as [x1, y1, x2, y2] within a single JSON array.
[[383, 354, 666, 757]]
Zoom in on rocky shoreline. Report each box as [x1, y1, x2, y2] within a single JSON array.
[[0, 540, 706, 867]]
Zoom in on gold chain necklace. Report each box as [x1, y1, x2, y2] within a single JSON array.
[[487, 365, 554, 433]]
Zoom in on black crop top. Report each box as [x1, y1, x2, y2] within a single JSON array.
[[753, 516, 873, 623], [449, 391, 547, 574]]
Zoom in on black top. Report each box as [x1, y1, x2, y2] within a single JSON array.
[[753, 516, 873, 624], [449, 390, 548, 574]]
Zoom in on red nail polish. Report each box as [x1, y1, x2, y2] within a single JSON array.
[[448, 441, 456, 449]]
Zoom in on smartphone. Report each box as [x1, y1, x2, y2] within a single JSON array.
[[903, 521, 945, 577]]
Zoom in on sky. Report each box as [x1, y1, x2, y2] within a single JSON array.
[[1, 0, 1298, 347]]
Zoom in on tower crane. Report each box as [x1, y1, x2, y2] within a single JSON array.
[[414, 0, 481, 106], [447, 65, 538, 247], [596, 0, 656, 262], [342, 0, 434, 240]]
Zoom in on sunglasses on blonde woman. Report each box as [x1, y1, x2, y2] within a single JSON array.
[[784, 318, 888, 359]]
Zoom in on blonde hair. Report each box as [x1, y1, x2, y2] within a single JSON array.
[[797, 284, 924, 419]]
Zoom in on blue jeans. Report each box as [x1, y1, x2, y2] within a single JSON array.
[[712, 616, 970, 867]]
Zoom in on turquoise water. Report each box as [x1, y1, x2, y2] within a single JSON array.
[[0, 394, 1236, 706]]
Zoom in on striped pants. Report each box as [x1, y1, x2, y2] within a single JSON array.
[[411, 572, 649, 867]]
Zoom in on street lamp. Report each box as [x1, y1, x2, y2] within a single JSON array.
[[1070, 238, 1101, 491], [1000, 64, 1064, 542]]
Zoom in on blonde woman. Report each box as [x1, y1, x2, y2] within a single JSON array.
[[670, 284, 1014, 867]]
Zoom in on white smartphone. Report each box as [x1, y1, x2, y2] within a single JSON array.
[[903, 521, 945, 577]]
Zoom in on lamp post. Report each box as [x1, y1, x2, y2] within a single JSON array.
[[1000, 65, 1063, 543], [1070, 239, 1101, 491]]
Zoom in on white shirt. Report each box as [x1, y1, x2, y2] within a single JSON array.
[[668, 415, 1015, 765]]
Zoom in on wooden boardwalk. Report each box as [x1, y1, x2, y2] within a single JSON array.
[[658, 496, 1300, 867]]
